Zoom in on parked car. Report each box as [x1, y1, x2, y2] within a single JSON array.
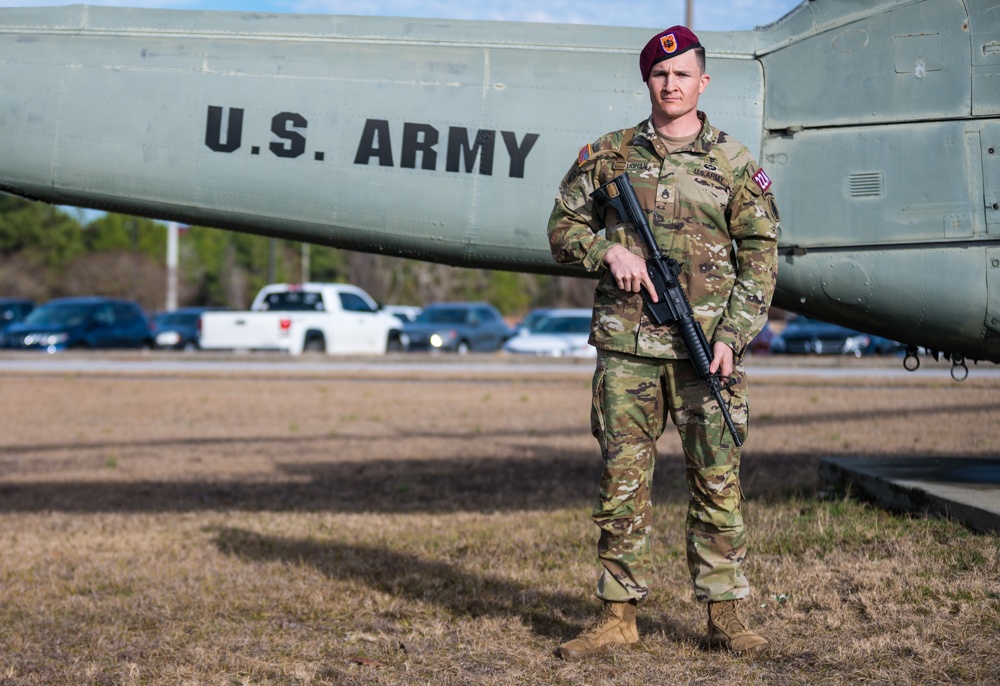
[[503, 308, 594, 357], [199, 283, 402, 355], [0, 297, 154, 351], [771, 316, 903, 357], [381, 304, 422, 325], [401, 302, 512, 353], [0, 297, 35, 331], [513, 308, 556, 336], [151, 307, 227, 351]]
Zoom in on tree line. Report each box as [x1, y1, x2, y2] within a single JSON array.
[[0, 196, 593, 317]]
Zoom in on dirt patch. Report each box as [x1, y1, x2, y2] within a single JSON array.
[[0, 354, 997, 685]]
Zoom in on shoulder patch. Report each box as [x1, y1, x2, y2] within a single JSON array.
[[577, 143, 593, 167], [752, 167, 772, 193]]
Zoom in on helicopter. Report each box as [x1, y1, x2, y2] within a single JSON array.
[[0, 0, 995, 377]]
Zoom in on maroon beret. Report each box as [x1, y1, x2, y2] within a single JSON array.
[[639, 26, 702, 82]]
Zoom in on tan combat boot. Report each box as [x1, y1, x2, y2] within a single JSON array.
[[706, 599, 769, 654], [556, 600, 639, 659]]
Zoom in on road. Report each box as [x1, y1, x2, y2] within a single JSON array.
[[0, 350, 997, 380]]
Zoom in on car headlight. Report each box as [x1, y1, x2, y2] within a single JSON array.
[[25, 332, 68, 346], [156, 331, 181, 346], [429, 330, 457, 348], [841, 335, 870, 356]]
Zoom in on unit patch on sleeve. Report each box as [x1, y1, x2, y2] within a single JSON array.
[[752, 167, 772, 193], [578, 143, 593, 167]]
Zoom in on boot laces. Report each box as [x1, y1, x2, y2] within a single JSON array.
[[584, 602, 622, 631], [715, 601, 748, 633]]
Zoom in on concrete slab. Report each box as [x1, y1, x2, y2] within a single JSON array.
[[819, 456, 1000, 533]]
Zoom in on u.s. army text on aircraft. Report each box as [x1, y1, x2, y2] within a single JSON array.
[[0, 1, 997, 374]]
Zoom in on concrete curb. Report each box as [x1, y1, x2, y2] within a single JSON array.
[[819, 456, 1000, 534]]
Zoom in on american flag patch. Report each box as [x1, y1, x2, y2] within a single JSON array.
[[577, 144, 592, 166], [752, 167, 772, 192]]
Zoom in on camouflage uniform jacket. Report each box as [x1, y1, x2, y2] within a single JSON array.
[[547, 113, 780, 359]]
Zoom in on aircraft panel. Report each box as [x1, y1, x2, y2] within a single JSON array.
[[988, 247, 1000, 336], [53, 67, 201, 191], [764, 120, 981, 247], [983, 123, 1000, 236], [774, 246, 995, 359], [760, 0, 970, 129], [969, 0, 1000, 117], [0, 60, 61, 189]]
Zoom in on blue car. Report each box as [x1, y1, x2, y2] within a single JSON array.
[[1, 297, 154, 351], [0, 297, 35, 331], [401, 302, 513, 353], [771, 316, 903, 357], [151, 307, 227, 351]]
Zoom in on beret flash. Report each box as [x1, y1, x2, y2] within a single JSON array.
[[639, 25, 702, 82]]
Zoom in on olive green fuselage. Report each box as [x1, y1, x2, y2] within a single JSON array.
[[0, 1, 996, 362]]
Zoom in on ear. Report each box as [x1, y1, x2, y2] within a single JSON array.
[[698, 73, 711, 94]]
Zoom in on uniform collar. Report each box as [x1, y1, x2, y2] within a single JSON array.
[[632, 111, 713, 156]]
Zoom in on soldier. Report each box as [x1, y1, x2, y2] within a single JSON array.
[[547, 25, 779, 659]]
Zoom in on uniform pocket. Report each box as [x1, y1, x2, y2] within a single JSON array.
[[590, 357, 608, 454]]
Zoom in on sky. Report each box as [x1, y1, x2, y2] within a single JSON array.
[[0, 0, 805, 32]]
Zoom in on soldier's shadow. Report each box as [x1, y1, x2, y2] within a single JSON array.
[[211, 526, 700, 645]]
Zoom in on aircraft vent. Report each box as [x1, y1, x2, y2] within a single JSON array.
[[847, 172, 884, 198]]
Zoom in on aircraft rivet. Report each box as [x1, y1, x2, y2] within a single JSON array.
[[989, 147, 996, 155], [993, 259, 1000, 268]]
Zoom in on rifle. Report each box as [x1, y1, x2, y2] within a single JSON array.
[[590, 173, 743, 447]]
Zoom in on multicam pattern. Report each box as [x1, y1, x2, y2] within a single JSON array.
[[547, 113, 779, 358], [591, 349, 749, 603], [547, 113, 778, 604]]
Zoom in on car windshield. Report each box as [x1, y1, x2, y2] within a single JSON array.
[[155, 313, 198, 327], [535, 316, 591, 335], [520, 311, 551, 331], [260, 291, 324, 311], [22, 303, 93, 327], [416, 307, 469, 325]]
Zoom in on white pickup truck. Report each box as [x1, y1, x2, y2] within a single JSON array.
[[198, 283, 403, 355]]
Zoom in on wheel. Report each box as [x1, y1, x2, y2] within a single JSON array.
[[303, 335, 325, 353], [386, 336, 403, 353], [456, 340, 470, 355]]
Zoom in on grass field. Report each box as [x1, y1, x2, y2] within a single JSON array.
[[0, 357, 997, 684]]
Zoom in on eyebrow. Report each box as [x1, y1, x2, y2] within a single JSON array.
[[652, 65, 692, 77]]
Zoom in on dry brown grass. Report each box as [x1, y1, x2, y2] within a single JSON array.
[[0, 355, 997, 684]]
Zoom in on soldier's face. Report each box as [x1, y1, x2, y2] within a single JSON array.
[[646, 51, 710, 124]]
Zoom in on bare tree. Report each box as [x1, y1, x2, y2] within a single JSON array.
[[61, 251, 167, 311]]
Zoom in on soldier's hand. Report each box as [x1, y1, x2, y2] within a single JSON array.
[[604, 245, 658, 302], [709, 341, 735, 378]]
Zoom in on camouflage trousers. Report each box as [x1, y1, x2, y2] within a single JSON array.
[[590, 348, 751, 604]]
